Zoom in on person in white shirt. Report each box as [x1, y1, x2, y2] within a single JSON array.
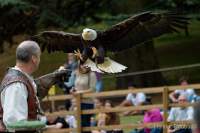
[[0, 41, 41, 132], [168, 94, 193, 133], [120, 84, 146, 116], [169, 77, 196, 103]]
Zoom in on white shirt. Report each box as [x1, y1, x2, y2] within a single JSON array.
[[65, 115, 76, 128], [126, 93, 146, 106], [167, 107, 194, 121], [75, 71, 96, 92], [175, 88, 195, 102], [1, 67, 37, 127]]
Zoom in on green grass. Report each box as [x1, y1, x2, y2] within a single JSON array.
[[120, 115, 143, 133]]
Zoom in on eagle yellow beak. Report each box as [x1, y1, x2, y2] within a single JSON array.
[[82, 32, 90, 41]]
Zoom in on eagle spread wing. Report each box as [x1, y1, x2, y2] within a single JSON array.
[[31, 11, 189, 74], [99, 11, 189, 52], [31, 31, 83, 53]]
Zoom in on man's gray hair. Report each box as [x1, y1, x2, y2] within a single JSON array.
[[16, 40, 40, 63]]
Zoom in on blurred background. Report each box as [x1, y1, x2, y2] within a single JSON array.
[[0, 0, 200, 90]]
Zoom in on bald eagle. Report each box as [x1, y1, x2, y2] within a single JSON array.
[[32, 11, 189, 73]]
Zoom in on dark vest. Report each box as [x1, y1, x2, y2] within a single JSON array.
[[0, 68, 38, 131]]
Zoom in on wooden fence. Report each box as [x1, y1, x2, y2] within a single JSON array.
[[42, 84, 200, 133]]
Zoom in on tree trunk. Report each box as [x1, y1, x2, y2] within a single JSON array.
[[0, 40, 3, 53], [115, 40, 166, 88]]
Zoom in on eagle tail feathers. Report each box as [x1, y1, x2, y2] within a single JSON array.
[[97, 57, 127, 73]]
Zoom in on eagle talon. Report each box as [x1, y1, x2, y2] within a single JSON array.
[[91, 47, 98, 58], [74, 49, 83, 60]]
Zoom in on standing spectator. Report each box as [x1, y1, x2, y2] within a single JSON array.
[[71, 64, 97, 133], [120, 84, 146, 116], [73, 65, 97, 94], [169, 76, 196, 103], [58, 53, 78, 110], [63, 53, 78, 71], [167, 94, 193, 133], [58, 53, 78, 93]]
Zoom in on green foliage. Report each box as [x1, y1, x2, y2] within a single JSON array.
[[0, 0, 115, 52], [0, 0, 27, 7], [161, 0, 200, 12], [166, 0, 200, 7]]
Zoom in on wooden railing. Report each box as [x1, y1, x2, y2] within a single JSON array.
[[42, 84, 200, 133]]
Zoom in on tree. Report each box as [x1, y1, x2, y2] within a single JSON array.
[[0, 0, 113, 53]]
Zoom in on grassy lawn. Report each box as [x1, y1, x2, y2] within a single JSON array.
[[121, 115, 143, 133]]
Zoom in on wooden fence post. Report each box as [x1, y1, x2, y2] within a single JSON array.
[[75, 93, 82, 133], [163, 87, 169, 133], [51, 100, 55, 112]]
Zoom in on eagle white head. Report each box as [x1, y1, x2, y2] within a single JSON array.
[[82, 28, 97, 41]]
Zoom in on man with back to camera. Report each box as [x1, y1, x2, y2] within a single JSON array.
[[0, 40, 41, 133]]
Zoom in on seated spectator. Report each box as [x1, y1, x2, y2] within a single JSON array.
[[143, 108, 163, 133], [169, 76, 196, 103], [104, 100, 123, 133], [90, 98, 104, 126], [71, 65, 96, 133], [92, 100, 123, 133], [120, 84, 146, 116], [130, 107, 163, 133], [167, 94, 193, 133], [46, 115, 69, 129], [91, 99, 106, 133], [65, 98, 77, 128]]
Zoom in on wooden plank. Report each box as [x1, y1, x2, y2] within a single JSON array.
[[82, 87, 164, 98], [75, 93, 82, 133], [83, 122, 163, 131], [168, 120, 193, 125], [163, 87, 169, 133], [42, 83, 200, 102], [43, 128, 75, 133], [168, 84, 200, 91], [42, 95, 73, 102], [82, 104, 163, 114], [51, 100, 55, 112], [45, 104, 163, 117], [169, 102, 196, 107], [45, 110, 75, 117]]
